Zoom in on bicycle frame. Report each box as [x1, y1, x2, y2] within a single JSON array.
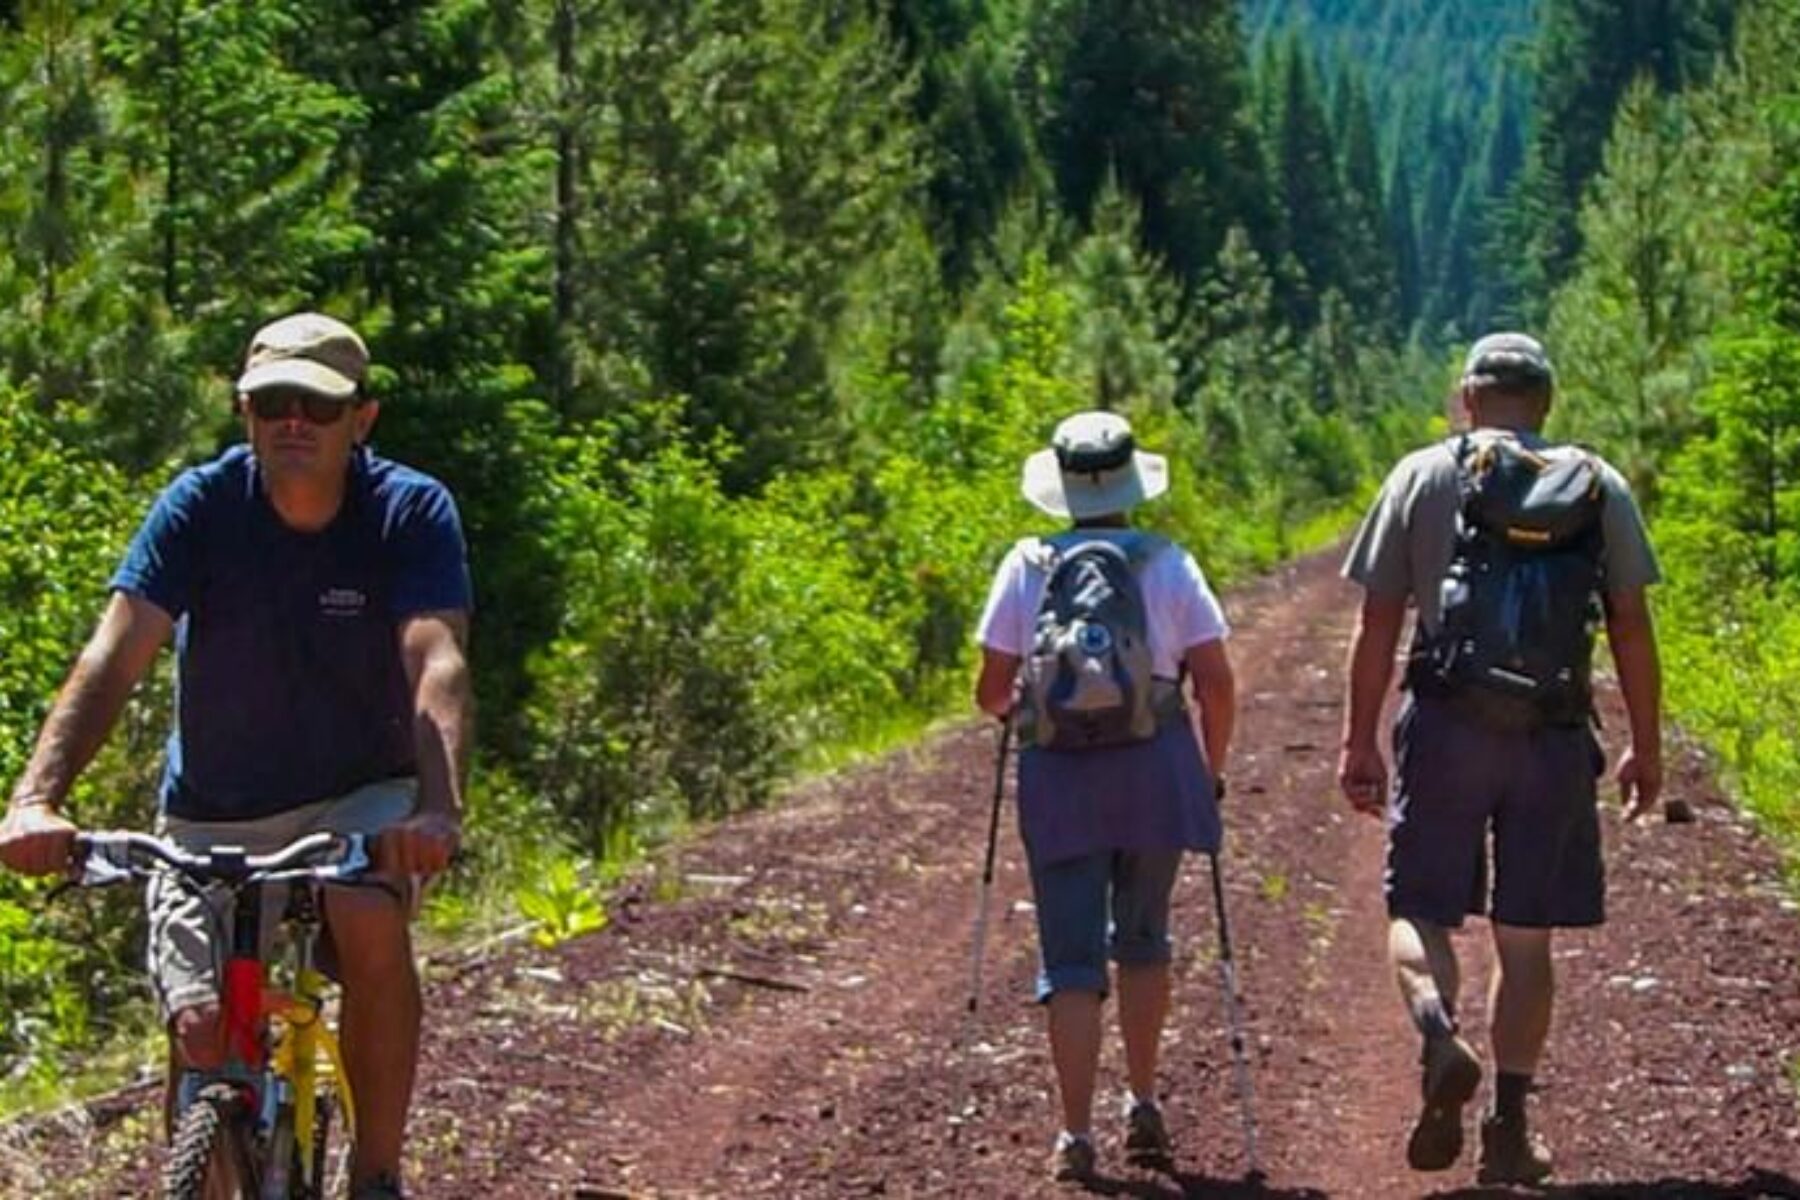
[[75, 831, 368, 1198], [190, 874, 357, 1196], [274, 963, 357, 1192]]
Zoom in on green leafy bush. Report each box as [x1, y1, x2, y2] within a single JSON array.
[[0, 390, 159, 1082]]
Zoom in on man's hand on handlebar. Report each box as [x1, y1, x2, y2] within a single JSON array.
[[376, 810, 460, 876], [0, 802, 78, 876]]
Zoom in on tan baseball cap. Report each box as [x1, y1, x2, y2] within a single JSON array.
[[235, 312, 369, 400]]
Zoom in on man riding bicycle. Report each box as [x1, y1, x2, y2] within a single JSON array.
[[0, 312, 472, 1200]]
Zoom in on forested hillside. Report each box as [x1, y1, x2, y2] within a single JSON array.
[[1248, 0, 1736, 337], [1244, 0, 1534, 336], [0, 0, 1438, 1095]]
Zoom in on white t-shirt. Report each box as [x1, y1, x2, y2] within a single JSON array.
[[974, 531, 1230, 678]]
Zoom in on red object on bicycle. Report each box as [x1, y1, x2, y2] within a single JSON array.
[[222, 957, 266, 1067]]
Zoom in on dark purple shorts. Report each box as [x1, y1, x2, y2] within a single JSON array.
[[1387, 692, 1607, 929]]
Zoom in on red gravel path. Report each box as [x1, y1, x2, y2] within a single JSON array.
[[8, 550, 1799, 1198]]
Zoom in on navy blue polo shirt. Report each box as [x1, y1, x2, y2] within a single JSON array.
[[111, 446, 473, 821]]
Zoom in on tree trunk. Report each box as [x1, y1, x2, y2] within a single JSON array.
[[552, 0, 578, 411]]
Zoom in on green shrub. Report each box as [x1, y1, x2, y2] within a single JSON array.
[[0, 390, 159, 1080]]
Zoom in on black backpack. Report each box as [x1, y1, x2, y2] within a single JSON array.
[[1409, 435, 1605, 729], [1020, 533, 1166, 751]]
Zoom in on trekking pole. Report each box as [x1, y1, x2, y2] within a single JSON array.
[[967, 711, 1014, 1017], [951, 712, 1013, 1134], [1207, 849, 1263, 1180]]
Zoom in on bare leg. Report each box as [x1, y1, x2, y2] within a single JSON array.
[[1489, 923, 1553, 1075], [1116, 961, 1171, 1101], [1390, 917, 1461, 1034], [1479, 923, 1556, 1182], [327, 887, 420, 1188], [1046, 989, 1104, 1134], [1394, 917, 1481, 1172]]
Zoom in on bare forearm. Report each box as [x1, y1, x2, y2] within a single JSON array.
[[975, 649, 1021, 719], [12, 652, 139, 811], [1195, 676, 1235, 775], [1343, 600, 1405, 750], [412, 656, 472, 819], [1607, 614, 1662, 762]]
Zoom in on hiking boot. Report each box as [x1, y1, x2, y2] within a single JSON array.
[[350, 1174, 407, 1200], [1405, 1033, 1482, 1171], [1049, 1132, 1096, 1183], [1477, 1113, 1554, 1185], [1123, 1099, 1174, 1167]]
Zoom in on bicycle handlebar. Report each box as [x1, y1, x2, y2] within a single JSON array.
[[71, 830, 374, 890]]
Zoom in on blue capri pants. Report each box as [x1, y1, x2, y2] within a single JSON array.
[[1027, 848, 1183, 1002]]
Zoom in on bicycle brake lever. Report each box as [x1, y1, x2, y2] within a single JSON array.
[[327, 833, 374, 881], [79, 859, 135, 887], [73, 837, 136, 888]]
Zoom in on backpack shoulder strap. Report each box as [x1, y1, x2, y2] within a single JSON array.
[[1117, 530, 1172, 569], [1026, 534, 1066, 574], [1038, 529, 1169, 570]]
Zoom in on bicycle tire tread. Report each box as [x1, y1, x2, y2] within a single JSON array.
[[162, 1082, 249, 1200]]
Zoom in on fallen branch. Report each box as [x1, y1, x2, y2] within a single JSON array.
[[697, 965, 810, 993]]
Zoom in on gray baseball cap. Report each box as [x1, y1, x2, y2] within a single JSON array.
[[1461, 332, 1554, 388]]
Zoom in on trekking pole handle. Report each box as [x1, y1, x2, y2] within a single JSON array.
[[980, 713, 1013, 886]]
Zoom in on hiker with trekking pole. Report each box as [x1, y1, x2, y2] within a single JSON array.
[[972, 411, 1240, 1185], [1338, 333, 1664, 1185]]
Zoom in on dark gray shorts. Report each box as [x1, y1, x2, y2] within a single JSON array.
[[1387, 693, 1606, 929]]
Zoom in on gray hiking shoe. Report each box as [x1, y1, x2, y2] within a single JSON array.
[[1405, 1033, 1482, 1171], [1477, 1113, 1554, 1185], [1049, 1132, 1096, 1183], [1123, 1099, 1174, 1167]]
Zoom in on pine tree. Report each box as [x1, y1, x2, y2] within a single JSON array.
[[1068, 178, 1179, 414], [1334, 64, 1397, 333], [1265, 33, 1344, 328], [883, 0, 1035, 289], [1547, 81, 1725, 499], [1385, 158, 1422, 335], [1030, 0, 1273, 285], [530, 0, 920, 489], [1510, 0, 1736, 320]]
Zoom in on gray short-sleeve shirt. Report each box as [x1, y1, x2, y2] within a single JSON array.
[[1341, 429, 1661, 635]]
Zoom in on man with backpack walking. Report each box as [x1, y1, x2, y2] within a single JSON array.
[[1337, 333, 1663, 1184], [974, 411, 1237, 1183]]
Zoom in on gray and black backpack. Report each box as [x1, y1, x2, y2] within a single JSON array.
[[1408, 434, 1606, 729], [1020, 532, 1169, 751]]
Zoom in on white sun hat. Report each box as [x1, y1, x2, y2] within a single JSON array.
[[1021, 410, 1169, 520]]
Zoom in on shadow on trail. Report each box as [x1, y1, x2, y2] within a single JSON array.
[[1074, 1168, 1328, 1199], [1426, 1167, 1800, 1200]]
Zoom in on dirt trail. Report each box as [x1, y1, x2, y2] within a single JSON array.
[[8, 551, 1800, 1198]]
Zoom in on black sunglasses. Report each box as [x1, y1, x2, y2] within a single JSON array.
[[245, 389, 358, 425]]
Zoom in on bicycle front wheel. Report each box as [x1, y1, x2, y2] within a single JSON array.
[[162, 1082, 257, 1200]]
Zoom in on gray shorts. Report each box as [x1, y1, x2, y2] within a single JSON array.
[[146, 779, 416, 1017], [1387, 694, 1606, 929]]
